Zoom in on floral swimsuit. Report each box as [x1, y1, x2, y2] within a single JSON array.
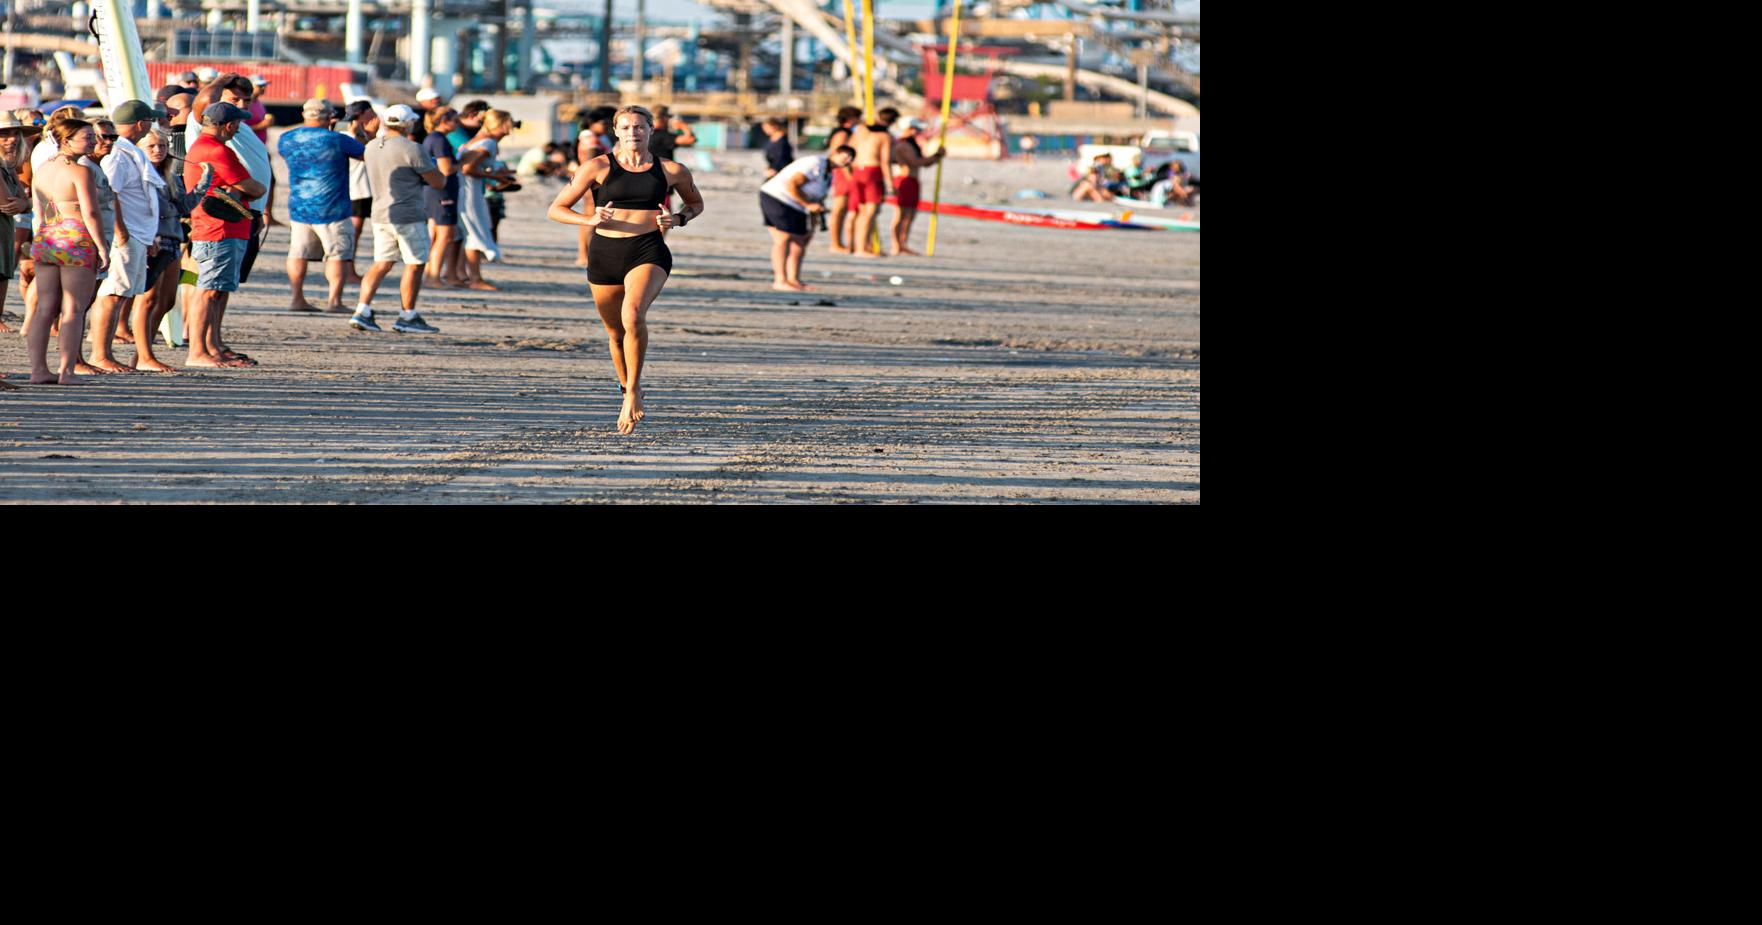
[[31, 167, 100, 269], [31, 210, 98, 268]]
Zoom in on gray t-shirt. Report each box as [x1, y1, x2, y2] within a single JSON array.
[[364, 134, 436, 225]]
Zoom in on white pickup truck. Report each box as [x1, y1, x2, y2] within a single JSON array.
[[1078, 129, 1201, 184]]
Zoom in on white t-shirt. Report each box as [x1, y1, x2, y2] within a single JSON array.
[[759, 156, 832, 213], [340, 123, 373, 199]]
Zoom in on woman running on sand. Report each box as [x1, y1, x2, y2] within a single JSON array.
[[548, 105, 704, 435]]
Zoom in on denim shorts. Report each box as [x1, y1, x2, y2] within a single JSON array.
[[192, 238, 248, 292]]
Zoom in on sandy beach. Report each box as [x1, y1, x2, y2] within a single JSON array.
[[0, 147, 1199, 503]]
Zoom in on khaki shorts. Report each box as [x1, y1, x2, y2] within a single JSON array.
[[99, 235, 150, 297], [290, 219, 357, 261], [372, 221, 430, 265]]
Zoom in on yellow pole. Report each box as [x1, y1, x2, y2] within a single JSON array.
[[842, 0, 860, 106], [926, 0, 960, 257], [862, 0, 880, 252], [861, 0, 876, 124]]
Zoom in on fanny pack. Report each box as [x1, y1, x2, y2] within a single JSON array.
[[201, 187, 250, 224]]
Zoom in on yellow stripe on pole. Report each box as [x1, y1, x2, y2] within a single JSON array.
[[842, 0, 860, 106], [861, 0, 876, 124], [926, 0, 960, 257]]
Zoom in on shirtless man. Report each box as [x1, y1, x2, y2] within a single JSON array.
[[824, 106, 862, 254], [888, 117, 944, 256], [848, 107, 898, 258]]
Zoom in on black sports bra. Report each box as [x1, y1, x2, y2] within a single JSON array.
[[594, 155, 668, 208]]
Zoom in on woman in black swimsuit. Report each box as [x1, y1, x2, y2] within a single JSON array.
[[548, 105, 704, 435]]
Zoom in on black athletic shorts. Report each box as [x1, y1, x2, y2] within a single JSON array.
[[586, 230, 672, 286], [351, 197, 372, 220], [760, 193, 810, 235], [146, 238, 182, 285], [238, 210, 265, 284]]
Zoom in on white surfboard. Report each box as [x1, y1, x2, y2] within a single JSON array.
[[89, 0, 152, 110]]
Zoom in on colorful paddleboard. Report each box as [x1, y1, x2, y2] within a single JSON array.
[[1116, 213, 1200, 232], [1003, 204, 1201, 232], [890, 199, 1153, 231]]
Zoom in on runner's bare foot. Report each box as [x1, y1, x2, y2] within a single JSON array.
[[466, 280, 498, 291], [136, 358, 178, 373], [618, 394, 638, 435], [630, 387, 644, 424]]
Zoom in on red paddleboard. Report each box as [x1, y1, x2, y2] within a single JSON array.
[[885, 198, 1134, 231]]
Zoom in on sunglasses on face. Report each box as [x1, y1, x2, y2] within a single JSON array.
[[100, 133, 119, 140]]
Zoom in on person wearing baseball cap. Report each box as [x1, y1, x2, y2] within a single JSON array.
[[183, 98, 265, 367], [243, 75, 278, 228], [279, 98, 365, 314], [339, 100, 380, 284], [412, 88, 443, 144], [245, 74, 273, 143], [86, 99, 166, 373], [186, 74, 271, 338], [351, 103, 444, 333], [887, 114, 944, 256]]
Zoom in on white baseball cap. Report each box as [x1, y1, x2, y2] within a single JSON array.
[[415, 88, 441, 103], [380, 103, 419, 127]]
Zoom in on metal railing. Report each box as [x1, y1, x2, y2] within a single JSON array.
[[172, 29, 279, 60]]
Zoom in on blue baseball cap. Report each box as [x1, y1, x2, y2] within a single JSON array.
[[202, 102, 247, 125]]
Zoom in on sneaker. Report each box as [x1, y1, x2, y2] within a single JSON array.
[[350, 312, 381, 332], [393, 314, 440, 334]]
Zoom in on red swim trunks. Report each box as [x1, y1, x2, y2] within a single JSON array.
[[831, 166, 853, 198], [895, 176, 921, 210], [851, 166, 887, 206]]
